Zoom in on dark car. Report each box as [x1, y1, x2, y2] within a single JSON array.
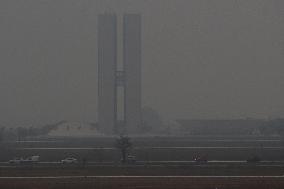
[[246, 156, 261, 163], [193, 155, 208, 163]]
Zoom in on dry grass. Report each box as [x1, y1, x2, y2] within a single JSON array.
[[1, 177, 284, 189]]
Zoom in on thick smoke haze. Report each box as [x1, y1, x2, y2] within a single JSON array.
[[0, 0, 283, 126]]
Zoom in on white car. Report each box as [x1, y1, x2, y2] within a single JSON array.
[[25, 155, 40, 163], [9, 156, 40, 164], [9, 157, 24, 164], [61, 157, 78, 164], [121, 155, 136, 164]]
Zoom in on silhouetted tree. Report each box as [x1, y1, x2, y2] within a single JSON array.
[[260, 119, 284, 135], [40, 120, 67, 135], [89, 122, 99, 130], [0, 127, 5, 142], [115, 135, 132, 164], [16, 127, 28, 141], [28, 126, 37, 137], [82, 157, 87, 168], [141, 107, 164, 133]]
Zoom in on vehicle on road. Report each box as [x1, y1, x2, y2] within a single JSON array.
[[25, 155, 40, 163], [193, 155, 208, 163], [9, 156, 40, 164], [9, 157, 24, 164], [121, 155, 136, 164], [61, 157, 78, 164], [126, 155, 136, 164], [246, 155, 261, 163]]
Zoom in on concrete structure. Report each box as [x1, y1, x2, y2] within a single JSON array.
[[123, 14, 142, 133], [98, 14, 141, 134], [98, 14, 117, 134], [176, 119, 267, 135]]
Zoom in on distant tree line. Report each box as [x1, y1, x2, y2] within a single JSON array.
[[0, 120, 66, 141], [115, 135, 132, 164], [259, 119, 284, 135], [0, 127, 5, 142]]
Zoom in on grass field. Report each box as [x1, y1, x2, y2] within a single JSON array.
[[0, 165, 284, 176], [1, 135, 283, 162], [1, 176, 284, 189], [0, 135, 283, 188]]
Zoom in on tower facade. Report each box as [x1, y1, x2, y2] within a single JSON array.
[[98, 13, 141, 134], [98, 14, 117, 134], [123, 14, 142, 133]]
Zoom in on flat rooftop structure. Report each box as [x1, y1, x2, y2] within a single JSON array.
[[176, 119, 270, 135]]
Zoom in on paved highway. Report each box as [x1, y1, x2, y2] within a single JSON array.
[[1, 160, 284, 168], [1, 175, 284, 179]]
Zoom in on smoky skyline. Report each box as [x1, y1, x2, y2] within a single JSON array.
[[0, 0, 283, 126]]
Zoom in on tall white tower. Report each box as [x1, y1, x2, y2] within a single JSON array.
[[98, 13, 141, 134]]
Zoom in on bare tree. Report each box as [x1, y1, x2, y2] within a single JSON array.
[[17, 127, 28, 141], [0, 127, 5, 142], [115, 135, 132, 164]]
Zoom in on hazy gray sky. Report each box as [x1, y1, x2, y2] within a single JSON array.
[[0, 0, 283, 126]]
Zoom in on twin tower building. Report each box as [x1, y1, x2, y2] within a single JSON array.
[[98, 14, 142, 134]]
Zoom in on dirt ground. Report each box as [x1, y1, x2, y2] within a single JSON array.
[[1, 176, 284, 189]]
